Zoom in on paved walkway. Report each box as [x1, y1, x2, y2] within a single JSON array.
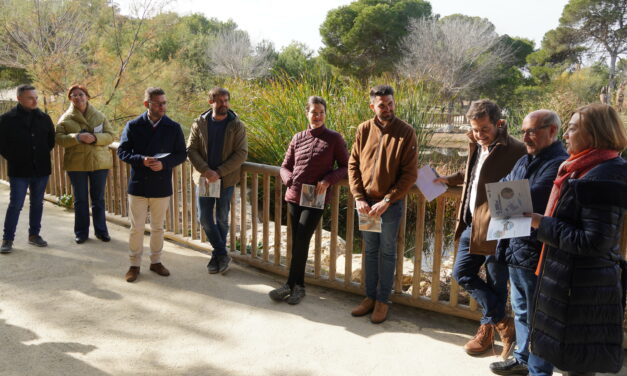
[[1, 184, 624, 376]]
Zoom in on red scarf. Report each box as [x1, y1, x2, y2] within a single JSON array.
[[535, 148, 620, 275]]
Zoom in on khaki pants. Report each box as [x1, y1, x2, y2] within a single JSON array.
[[128, 194, 170, 267]]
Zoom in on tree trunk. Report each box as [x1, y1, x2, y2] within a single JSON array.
[[608, 53, 617, 105]]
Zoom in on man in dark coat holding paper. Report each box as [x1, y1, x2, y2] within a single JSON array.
[[117, 87, 187, 282], [488, 110, 567, 375]]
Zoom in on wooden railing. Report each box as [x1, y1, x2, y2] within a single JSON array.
[[1, 144, 626, 326]]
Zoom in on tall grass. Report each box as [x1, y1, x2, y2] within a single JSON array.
[[227, 72, 452, 165]]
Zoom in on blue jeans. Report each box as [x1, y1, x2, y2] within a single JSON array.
[[68, 170, 109, 238], [362, 200, 402, 303], [197, 185, 234, 256], [510, 267, 553, 374], [452, 226, 509, 325], [3, 176, 49, 241]]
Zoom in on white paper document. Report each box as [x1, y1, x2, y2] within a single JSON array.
[[197, 177, 221, 198], [152, 153, 170, 159], [416, 165, 447, 202], [299, 184, 325, 209], [485, 179, 533, 240], [357, 211, 382, 233], [93, 123, 103, 133]]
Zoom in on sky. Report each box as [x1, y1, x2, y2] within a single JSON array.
[[116, 0, 570, 52]]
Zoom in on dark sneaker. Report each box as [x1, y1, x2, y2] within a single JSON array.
[[269, 284, 292, 302], [207, 256, 219, 274], [28, 235, 48, 247], [1, 240, 13, 254], [489, 358, 528, 375], [286, 285, 305, 305], [218, 254, 232, 274]]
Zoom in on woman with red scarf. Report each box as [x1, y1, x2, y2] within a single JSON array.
[[526, 104, 627, 376]]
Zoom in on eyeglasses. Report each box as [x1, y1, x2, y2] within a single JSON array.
[[522, 125, 551, 136], [70, 93, 86, 98], [149, 101, 167, 107]]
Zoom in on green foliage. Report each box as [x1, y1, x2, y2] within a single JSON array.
[[59, 194, 73, 209], [0, 67, 29, 89], [319, 0, 431, 78], [272, 42, 316, 78]]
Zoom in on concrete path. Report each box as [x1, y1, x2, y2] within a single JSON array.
[[1, 184, 625, 376]]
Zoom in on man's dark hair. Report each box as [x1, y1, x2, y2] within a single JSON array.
[[466, 99, 501, 125], [306, 96, 326, 112], [369, 85, 394, 103], [209, 87, 230, 101], [16, 84, 36, 97], [144, 87, 165, 102]]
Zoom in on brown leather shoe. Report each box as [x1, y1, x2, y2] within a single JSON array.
[[125, 266, 140, 283], [351, 297, 375, 317], [370, 301, 389, 324], [464, 323, 494, 355], [494, 316, 516, 359], [149, 263, 170, 276]]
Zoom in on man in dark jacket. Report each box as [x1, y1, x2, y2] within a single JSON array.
[[489, 110, 567, 375], [118, 87, 187, 282], [436, 100, 526, 358], [187, 87, 247, 275], [0, 85, 55, 254]]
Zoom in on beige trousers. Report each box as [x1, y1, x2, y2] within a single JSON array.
[[128, 194, 170, 267]]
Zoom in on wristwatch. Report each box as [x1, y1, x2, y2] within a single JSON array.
[[384, 197, 391, 203]]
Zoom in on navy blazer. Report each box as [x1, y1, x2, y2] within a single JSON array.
[[117, 112, 187, 198], [496, 141, 568, 270]]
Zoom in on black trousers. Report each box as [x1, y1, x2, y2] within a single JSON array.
[[286, 202, 324, 288]]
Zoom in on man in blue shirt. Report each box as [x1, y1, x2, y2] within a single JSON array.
[[489, 110, 568, 375], [118, 87, 187, 282], [187, 87, 247, 274]]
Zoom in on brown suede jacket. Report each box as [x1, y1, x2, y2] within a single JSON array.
[[348, 116, 418, 203], [449, 128, 526, 255]]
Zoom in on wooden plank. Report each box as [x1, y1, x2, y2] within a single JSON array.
[[286, 202, 292, 267], [229, 190, 235, 250], [251, 173, 258, 258], [314, 222, 322, 278], [191, 170, 198, 240], [262, 174, 270, 262], [412, 196, 426, 299], [172, 166, 180, 234], [274, 177, 282, 266], [431, 196, 445, 302], [395, 197, 407, 293], [181, 163, 189, 238], [344, 194, 354, 287], [240, 170, 247, 255], [329, 185, 339, 281]]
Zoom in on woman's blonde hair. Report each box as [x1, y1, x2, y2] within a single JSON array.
[[572, 104, 627, 151]]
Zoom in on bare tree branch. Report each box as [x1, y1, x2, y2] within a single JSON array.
[[207, 30, 275, 79], [397, 17, 516, 96]]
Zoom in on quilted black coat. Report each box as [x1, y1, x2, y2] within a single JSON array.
[[529, 157, 627, 373]]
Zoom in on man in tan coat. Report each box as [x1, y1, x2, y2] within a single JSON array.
[[436, 100, 525, 358], [187, 87, 247, 275], [348, 85, 418, 324]]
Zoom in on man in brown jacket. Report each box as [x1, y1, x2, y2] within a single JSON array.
[[348, 85, 418, 324], [435, 100, 525, 358], [187, 87, 248, 275]]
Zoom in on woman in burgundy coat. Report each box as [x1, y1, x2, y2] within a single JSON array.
[[269, 96, 349, 304]]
